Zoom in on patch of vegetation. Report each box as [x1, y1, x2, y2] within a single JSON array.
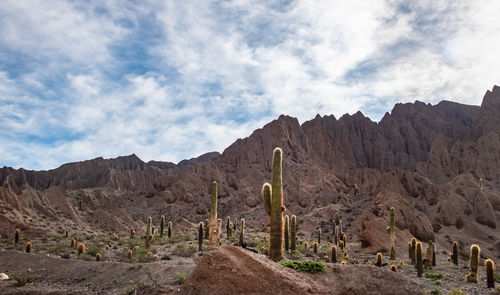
[[430, 289, 442, 295], [426, 270, 445, 285], [35, 243, 72, 254], [444, 289, 468, 295], [86, 242, 105, 257], [279, 260, 326, 274], [171, 273, 187, 285], [172, 244, 197, 257], [10, 273, 38, 287], [496, 273, 500, 283], [124, 286, 135, 295]]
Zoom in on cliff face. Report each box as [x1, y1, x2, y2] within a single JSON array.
[[1, 86, 499, 259]]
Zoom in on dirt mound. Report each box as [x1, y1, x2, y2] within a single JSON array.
[[181, 245, 423, 295]]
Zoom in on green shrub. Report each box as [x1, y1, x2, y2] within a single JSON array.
[[171, 273, 187, 285], [279, 260, 326, 273], [10, 273, 38, 287], [430, 290, 442, 295], [444, 289, 468, 295], [426, 270, 445, 285]]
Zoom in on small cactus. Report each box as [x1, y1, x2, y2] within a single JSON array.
[[147, 251, 152, 256], [78, 243, 86, 256], [313, 242, 318, 254], [376, 252, 383, 267], [341, 261, 347, 265], [342, 234, 346, 248], [96, 253, 102, 261], [317, 228, 321, 245], [145, 217, 153, 250], [154, 254, 158, 260], [339, 240, 344, 250], [130, 228, 135, 239], [209, 181, 218, 248], [25, 241, 32, 253], [198, 222, 204, 251], [14, 229, 20, 245], [113, 234, 118, 241], [304, 242, 309, 250], [331, 246, 337, 263], [168, 221, 172, 238], [291, 215, 297, 251], [452, 241, 459, 266], [485, 259, 495, 288], [127, 250, 133, 259], [408, 242, 412, 263], [343, 250, 348, 258], [284, 215, 289, 251], [390, 264, 397, 272], [466, 244, 480, 283], [65, 229, 70, 238], [239, 218, 245, 246], [160, 215, 165, 237], [217, 218, 222, 239], [416, 242, 423, 277]]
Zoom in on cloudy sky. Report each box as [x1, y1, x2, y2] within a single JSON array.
[[1, 0, 500, 170]]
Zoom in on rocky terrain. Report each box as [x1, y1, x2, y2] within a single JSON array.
[[1, 86, 500, 294]]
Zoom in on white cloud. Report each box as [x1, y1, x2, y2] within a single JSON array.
[[1, 0, 500, 170]]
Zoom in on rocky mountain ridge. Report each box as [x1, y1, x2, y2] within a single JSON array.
[[1, 85, 499, 260]]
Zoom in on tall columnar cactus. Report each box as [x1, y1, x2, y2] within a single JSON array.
[[239, 218, 245, 246], [168, 221, 172, 238], [376, 252, 383, 267], [411, 238, 417, 265], [425, 245, 433, 270], [209, 181, 218, 249], [284, 215, 289, 251], [217, 218, 222, 242], [313, 242, 318, 254], [331, 246, 337, 263], [388, 207, 396, 260], [65, 229, 70, 238], [160, 215, 165, 237], [198, 222, 204, 251], [145, 217, 153, 250], [317, 229, 321, 245], [291, 215, 297, 251], [262, 147, 285, 262], [25, 241, 32, 253], [204, 219, 209, 239], [452, 241, 459, 266], [416, 242, 423, 277], [226, 216, 232, 239], [408, 242, 412, 263], [15, 229, 20, 245], [466, 244, 480, 283], [485, 259, 495, 288], [334, 226, 339, 245], [431, 243, 436, 266]]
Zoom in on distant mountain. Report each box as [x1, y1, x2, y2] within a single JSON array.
[[1, 86, 499, 260]]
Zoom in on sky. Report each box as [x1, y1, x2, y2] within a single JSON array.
[[1, 0, 500, 171]]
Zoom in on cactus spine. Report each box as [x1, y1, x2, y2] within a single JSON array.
[[96, 253, 102, 261], [145, 217, 152, 250], [331, 246, 337, 263], [466, 244, 480, 283], [485, 259, 495, 288], [317, 228, 321, 245], [376, 252, 383, 267], [239, 218, 245, 246], [25, 241, 32, 253], [262, 147, 284, 262], [313, 242, 318, 254], [389, 207, 396, 260], [284, 215, 289, 251], [160, 215, 165, 237], [416, 242, 423, 277], [290, 215, 296, 251], [209, 181, 218, 249], [15, 229, 20, 245], [452, 241, 459, 266], [226, 216, 232, 239]]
